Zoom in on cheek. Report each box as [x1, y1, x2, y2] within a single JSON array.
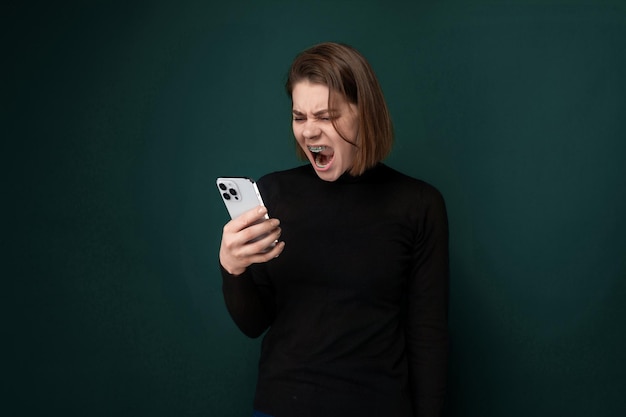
[[346, 120, 359, 139], [335, 118, 358, 141], [292, 123, 301, 139], [293, 127, 306, 147]]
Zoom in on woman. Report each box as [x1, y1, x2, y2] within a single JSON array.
[[220, 42, 449, 417]]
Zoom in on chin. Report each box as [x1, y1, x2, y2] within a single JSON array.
[[315, 172, 340, 182], [313, 165, 343, 182]]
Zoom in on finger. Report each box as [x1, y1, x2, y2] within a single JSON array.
[[224, 205, 268, 233], [245, 224, 282, 254], [239, 206, 268, 228], [248, 240, 285, 264], [222, 206, 260, 233], [222, 220, 279, 258], [220, 237, 285, 275], [239, 218, 280, 244]]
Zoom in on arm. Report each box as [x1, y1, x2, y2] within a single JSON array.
[[407, 187, 450, 416], [221, 264, 276, 338], [219, 205, 285, 338]]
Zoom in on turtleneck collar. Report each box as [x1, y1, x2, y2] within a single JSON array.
[[305, 163, 385, 184]]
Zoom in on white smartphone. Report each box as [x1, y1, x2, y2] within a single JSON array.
[[216, 177, 268, 220], [216, 177, 275, 249]]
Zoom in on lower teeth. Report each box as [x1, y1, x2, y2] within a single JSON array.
[[315, 154, 328, 168]]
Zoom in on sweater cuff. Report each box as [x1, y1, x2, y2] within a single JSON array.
[[220, 262, 254, 289]]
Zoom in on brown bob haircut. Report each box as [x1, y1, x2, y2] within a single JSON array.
[[286, 42, 394, 176]]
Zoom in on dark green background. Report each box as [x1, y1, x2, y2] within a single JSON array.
[[7, 0, 626, 416]]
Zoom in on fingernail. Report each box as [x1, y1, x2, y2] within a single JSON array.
[[274, 242, 284, 258]]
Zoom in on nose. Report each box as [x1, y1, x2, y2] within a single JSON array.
[[302, 120, 321, 140]]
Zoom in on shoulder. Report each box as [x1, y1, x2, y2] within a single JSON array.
[[377, 166, 449, 239], [375, 164, 446, 204], [257, 165, 313, 192], [258, 164, 313, 185], [255, 165, 314, 205]]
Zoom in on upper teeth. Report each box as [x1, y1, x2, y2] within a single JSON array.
[[308, 146, 326, 153]]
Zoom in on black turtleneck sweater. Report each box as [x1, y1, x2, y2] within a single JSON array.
[[221, 163, 449, 417]]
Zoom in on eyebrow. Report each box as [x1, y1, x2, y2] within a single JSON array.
[[292, 109, 335, 116]]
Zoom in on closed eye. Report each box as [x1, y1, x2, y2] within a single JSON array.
[[292, 109, 338, 122], [292, 110, 305, 122], [317, 110, 339, 122]]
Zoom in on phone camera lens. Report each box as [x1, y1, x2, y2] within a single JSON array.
[[219, 183, 227, 191], [223, 193, 231, 200], [229, 188, 238, 196]]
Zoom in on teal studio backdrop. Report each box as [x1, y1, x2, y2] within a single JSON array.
[[6, 0, 626, 416]]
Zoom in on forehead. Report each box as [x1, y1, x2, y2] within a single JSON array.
[[292, 81, 328, 105], [291, 81, 349, 111]]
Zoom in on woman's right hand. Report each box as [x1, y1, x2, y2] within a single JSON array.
[[219, 205, 285, 276]]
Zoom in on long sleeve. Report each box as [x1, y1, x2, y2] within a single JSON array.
[[221, 263, 275, 338], [406, 187, 450, 416], [219, 164, 450, 417]]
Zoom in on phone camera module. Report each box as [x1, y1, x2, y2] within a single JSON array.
[[217, 179, 242, 202]]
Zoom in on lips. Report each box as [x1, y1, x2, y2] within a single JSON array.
[[308, 145, 334, 169]]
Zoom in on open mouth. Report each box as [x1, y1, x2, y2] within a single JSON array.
[[308, 146, 334, 169]]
